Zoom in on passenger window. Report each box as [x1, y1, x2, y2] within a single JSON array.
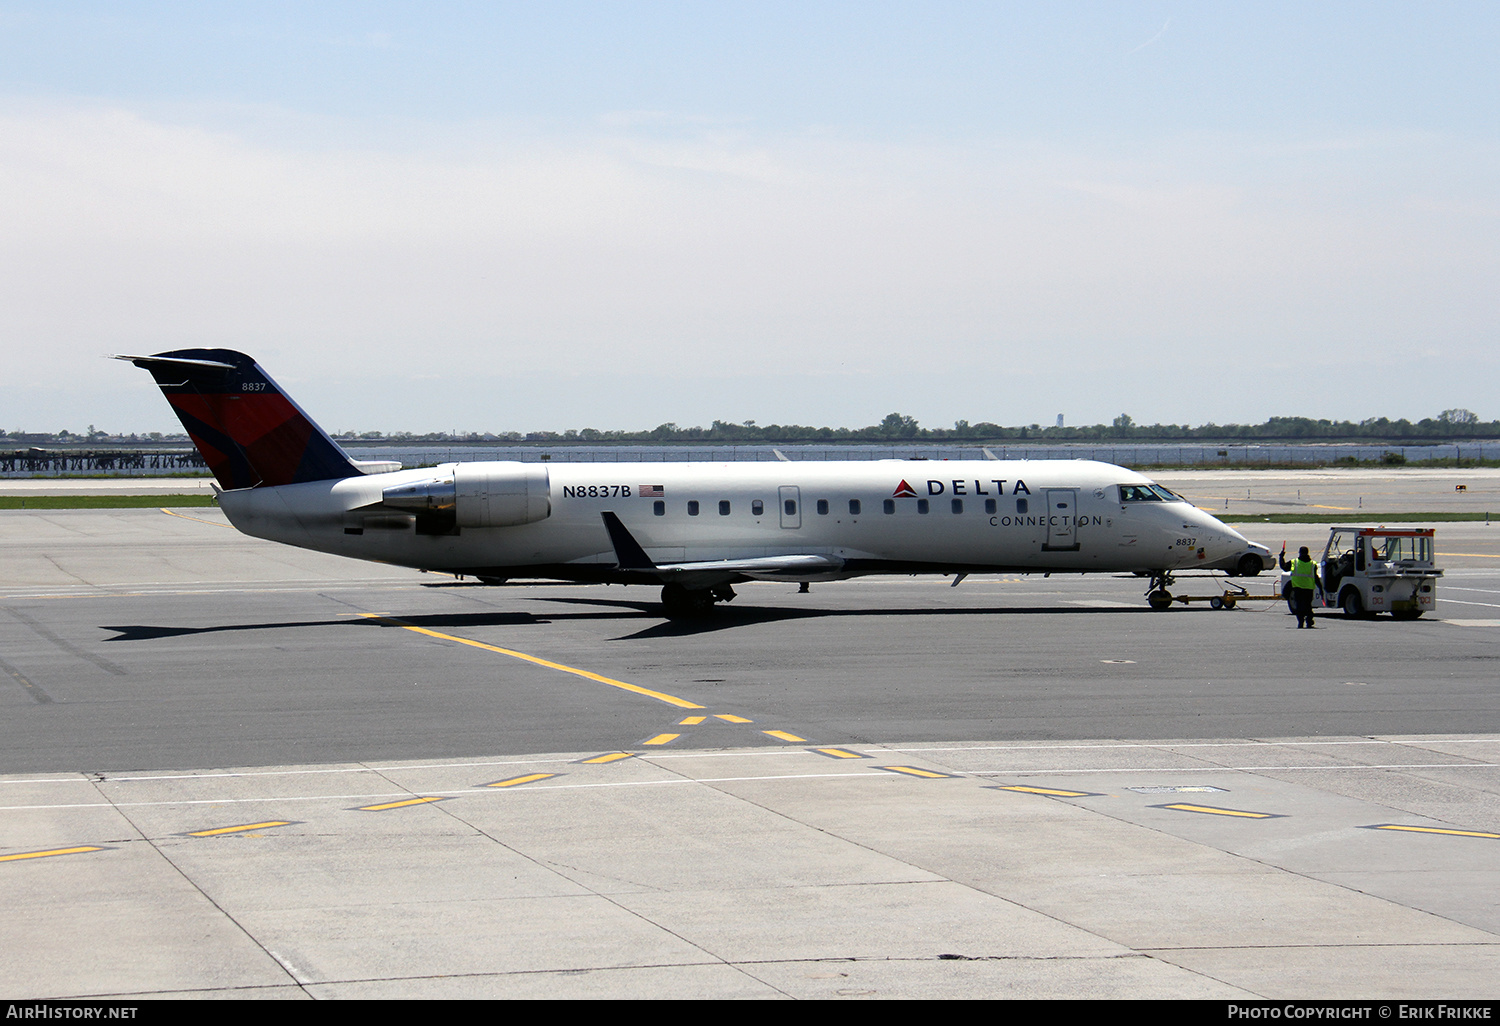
[[719, 500, 730, 516], [816, 499, 829, 515], [752, 500, 764, 516], [687, 500, 699, 516], [653, 501, 665, 516], [883, 499, 895, 514], [951, 499, 963, 514], [784, 499, 797, 516], [984, 498, 996, 514], [1016, 498, 1028, 514], [917, 499, 929, 514], [849, 499, 861, 515]]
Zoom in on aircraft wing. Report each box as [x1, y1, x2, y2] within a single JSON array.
[[654, 554, 844, 577], [599, 511, 843, 583]]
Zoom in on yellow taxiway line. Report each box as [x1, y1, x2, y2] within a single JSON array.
[[361, 615, 704, 709]]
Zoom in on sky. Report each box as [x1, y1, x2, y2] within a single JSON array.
[[1, 1, 1496, 436]]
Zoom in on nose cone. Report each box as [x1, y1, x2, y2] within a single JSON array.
[[1175, 507, 1251, 567], [1201, 512, 1252, 563]]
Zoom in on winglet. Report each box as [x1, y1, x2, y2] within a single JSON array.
[[600, 512, 657, 571]]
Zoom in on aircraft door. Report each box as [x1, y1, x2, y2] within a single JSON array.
[[779, 485, 801, 529], [1043, 489, 1080, 551]]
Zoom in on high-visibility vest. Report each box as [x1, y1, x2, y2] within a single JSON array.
[[1290, 558, 1317, 590]]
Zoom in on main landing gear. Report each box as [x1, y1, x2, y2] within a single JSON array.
[[1145, 572, 1176, 611], [660, 583, 737, 619]]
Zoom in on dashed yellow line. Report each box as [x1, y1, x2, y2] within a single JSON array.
[[1439, 552, 1500, 559], [358, 796, 448, 811], [715, 714, 752, 723], [763, 730, 806, 743], [643, 733, 679, 746], [994, 785, 1095, 798], [361, 615, 703, 709], [0, 845, 105, 862], [881, 766, 953, 779], [189, 821, 292, 836], [813, 748, 867, 760], [678, 715, 706, 725], [485, 773, 556, 788], [579, 752, 634, 764], [158, 508, 232, 528], [1159, 803, 1275, 819], [1371, 824, 1500, 840]]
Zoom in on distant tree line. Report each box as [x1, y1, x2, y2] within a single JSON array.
[[332, 408, 1497, 445], [7, 408, 1494, 447]]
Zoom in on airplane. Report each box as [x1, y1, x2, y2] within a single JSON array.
[[119, 349, 1268, 616]]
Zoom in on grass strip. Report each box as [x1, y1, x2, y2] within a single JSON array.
[[0, 495, 216, 509]]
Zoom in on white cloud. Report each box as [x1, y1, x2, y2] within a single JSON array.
[[0, 102, 1495, 431]]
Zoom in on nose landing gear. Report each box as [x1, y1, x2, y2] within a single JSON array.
[[1145, 572, 1176, 611]]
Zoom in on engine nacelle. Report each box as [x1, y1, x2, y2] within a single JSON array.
[[381, 463, 550, 528]]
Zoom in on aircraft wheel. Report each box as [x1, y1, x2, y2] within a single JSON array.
[[1236, 553, 1264, 577], [1340, 589, 1365, 620], [1147, 589, 1173, 611]]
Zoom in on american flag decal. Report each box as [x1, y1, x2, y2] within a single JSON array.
[[641, 485, 664, 497]]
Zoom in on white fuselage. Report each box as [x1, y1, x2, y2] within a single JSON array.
[[217, 458, 1251, 583]]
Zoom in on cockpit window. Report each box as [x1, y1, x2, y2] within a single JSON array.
[[1120, 484, 1185, 503]]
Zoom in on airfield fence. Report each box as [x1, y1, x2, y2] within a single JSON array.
[[6, 441, 1500, 477]]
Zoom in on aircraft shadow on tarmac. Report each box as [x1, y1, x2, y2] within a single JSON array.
[[532, 596, 1152, 640], [96, 594, 1167, 644], [97, 611, 551, 642]]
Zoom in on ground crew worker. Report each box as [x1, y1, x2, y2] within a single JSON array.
[[1279, 545, 1322, 629]]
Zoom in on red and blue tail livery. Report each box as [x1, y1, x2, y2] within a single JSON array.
[[117, 349, 359, 490]]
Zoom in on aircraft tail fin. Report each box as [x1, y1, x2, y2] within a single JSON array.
[[118, 349, 361, 490]]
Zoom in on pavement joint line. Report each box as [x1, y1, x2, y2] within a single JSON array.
[[0, 748, 853, 786], [0, 772, 901, 811], [360, 614, 705, 709], [5, 754, 1496, 792], [879, 738, 1500, 752], [965, 762, 1500, 774]]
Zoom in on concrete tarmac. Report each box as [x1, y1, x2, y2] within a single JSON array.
[[2, 477, 1499, 999]]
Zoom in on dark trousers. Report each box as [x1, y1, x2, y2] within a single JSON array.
[[1293, 587, 1315, 627]]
